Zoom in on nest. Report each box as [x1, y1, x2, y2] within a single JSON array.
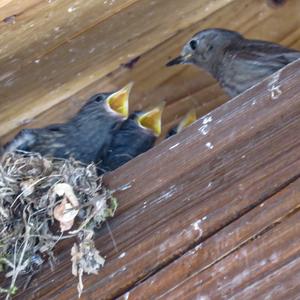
[[0, 151, 117, 299]]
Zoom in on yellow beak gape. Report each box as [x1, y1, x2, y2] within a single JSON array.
[[177, 109, 197, 133], [106, 82, 133, 118], [137, 103, 165, 137]]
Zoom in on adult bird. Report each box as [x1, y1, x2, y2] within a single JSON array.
[[166, 109, 197, 138], [3, 83, 132, 164], [166, 28, 300, 97], [99, 103, 164, 172]]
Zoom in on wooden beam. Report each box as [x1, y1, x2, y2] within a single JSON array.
[[126, 179, 300, 299], [12, 59, 300, 299]]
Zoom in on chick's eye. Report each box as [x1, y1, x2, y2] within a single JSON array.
[[189, 40, 198, 50], [93, 95, 104, 102]]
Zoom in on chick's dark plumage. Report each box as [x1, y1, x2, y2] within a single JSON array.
[[99, 113, 155, 172], [4, 85, 131, 163], [99, 105, 163, 172], [167, 28, 300, 97]]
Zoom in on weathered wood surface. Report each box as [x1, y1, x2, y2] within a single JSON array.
[[1, 0, 300, 144], [9, 59, 300, 299]]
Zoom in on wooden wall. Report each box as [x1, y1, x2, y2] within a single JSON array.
[[1, 0, 300, 144]]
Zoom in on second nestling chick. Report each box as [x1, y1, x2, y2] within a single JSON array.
[[99, 104, 164, 173], [166, 109, 197, 138], [3, 84, 132, 164]]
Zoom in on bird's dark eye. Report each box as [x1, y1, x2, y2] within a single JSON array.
[[92, 94, 104, 102], [189, 40, 198, 50]]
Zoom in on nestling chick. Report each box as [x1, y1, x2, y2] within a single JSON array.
[[99, 104, 164, 172], [166, 109, 197, 138], [4, 84, 132, 163], [167, 28, 300, 97]]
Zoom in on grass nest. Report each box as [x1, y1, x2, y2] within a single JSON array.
[[0, 151, 117, 299]]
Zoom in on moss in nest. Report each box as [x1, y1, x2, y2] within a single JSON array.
[[0, 151, 117, 299]]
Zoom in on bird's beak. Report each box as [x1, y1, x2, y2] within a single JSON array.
[[106, 82, 133, 117], [137, 103, 165, 137], [166, 54, 192, 67], [177, 109, 197, 133]]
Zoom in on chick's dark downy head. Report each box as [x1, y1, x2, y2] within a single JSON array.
[[4, 83, 132, 164], [99, 104, 164, 173]]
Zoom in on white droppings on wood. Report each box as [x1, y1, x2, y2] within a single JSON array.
[[156, 185, 177, 203], [195, 243, 203, 251], [267, 71, 282, 100], [34, 59, 40, 64], [104, 0, 116, 5], [118, 181, 133, 191], [191, 219, 203, 238], [169, 143, 180, 150], [229, 269, 250, 287], [203, 115, 213, 125], [123, 292, 130, 300], [68, 6, 77, 13], [118, 252, 126, 259], [89, 47, 96, 54], [270, 253, 278, 262], [196, 295, 210, 300], [205, 142, 214, 149], [0, 72, 14, 82], [198, 124, 209, 135], [260, 259, 267, 266]]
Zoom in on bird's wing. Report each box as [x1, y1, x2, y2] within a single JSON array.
[[4, 126, 66, 154], [221, 42, 300, 97], [227, 41, 300, 69], [4, 129, 37, 153]]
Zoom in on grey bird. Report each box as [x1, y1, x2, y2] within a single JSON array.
[[3, 83, 132, 164], [166, 109, 197, 138], [99, 104, 164, 172], [166, 28, 300, 97]]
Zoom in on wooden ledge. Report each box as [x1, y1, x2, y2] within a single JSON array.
[[11, 60, 300, 299]]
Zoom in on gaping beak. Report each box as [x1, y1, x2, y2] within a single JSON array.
[[106, 82, 133, 117], [137, 103, 165, 137], [177, 109, 197, 133], [166, 54, 192, 67]]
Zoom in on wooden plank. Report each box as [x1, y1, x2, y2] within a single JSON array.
[[229, 256, 300, 300], [0, 0, 139, 69], [0, 0, 42, 21], [158, 209, 300, 300], [124, 179, 300, 299], [2, 0, 300, 144], [0, 0, 236, 138], [12, 59, 300, 299]]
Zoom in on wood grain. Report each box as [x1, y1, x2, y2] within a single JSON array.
[[10, 59, 300, 300], [161, 208, 300, 300], [125, 179, 300, 299]]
